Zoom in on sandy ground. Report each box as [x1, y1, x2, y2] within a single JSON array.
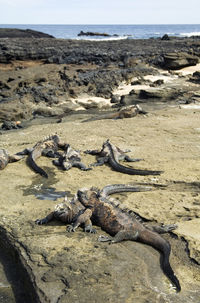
[[0, 101, 200, 302]]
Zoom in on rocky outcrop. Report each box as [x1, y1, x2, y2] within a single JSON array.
[[162, 52, 199, 69], [78, 31, 118, 37], [139, 88, 180, 100], [0, 36, 200, 65], [0, 28, 54, 38], [0, 60, 158, 121], [119, 87, 183, 106], [0, 37, 200, 122]]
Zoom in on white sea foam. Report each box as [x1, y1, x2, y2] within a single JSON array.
[[180, 32, 200, 37], [75, 35, 130, 41]]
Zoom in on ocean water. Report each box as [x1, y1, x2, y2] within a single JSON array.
[[1, 24, 200, 40]]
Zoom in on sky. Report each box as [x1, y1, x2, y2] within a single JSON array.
[[0, 0, 199, 24]]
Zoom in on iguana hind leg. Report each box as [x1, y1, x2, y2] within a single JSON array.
[[84, 149, 100, 155], [90, 156, 109, 167], [145, 224, 178, 234], [124, 155, 143, 162]]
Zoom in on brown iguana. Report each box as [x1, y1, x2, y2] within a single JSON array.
[[85, 139, 163, 176], [82, 104, 147, 122], [35, 183, 180, 292], [35, 184, 149, 225], [0, 149, 25, 170], [52, 144, 92, 171], [76, 187, 181, 292]]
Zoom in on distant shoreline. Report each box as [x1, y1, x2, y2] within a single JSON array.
[[1, 24, 200, 40]]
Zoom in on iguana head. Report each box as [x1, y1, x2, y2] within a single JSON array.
[[54, 202, 70, 214], [77, 187, 98, 205]]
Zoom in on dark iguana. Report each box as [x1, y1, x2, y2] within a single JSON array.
[[82, 104, 147, 122], [0, 149, 25, 170], [85, 139, 163, 176], [17, 135, 69, 178], [35, 184, 180, 292], [52, 144, 92, 171]]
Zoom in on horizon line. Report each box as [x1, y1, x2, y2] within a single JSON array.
[[1, 23, 200, 26]]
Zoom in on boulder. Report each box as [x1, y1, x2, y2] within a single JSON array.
[[189, 71, 200, 83], [1, 120, 22, 130], [162, 52, 199, 70], [139, 88, 180, 100], [110, 94, 121, 104], [149, 79, 164, 87], [120, 92, 140, 106], [161, 34, 170, 41]]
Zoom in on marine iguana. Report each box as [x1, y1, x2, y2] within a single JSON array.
[[35, 184, 150, 226], [76, 187, 181, 292], [52, 144, 92, 171], [85, 139, 163, 176], [82, 105, 147, 123], [17, 135, 69, 178], [0, 149, 25, 170], [35, 184, 180, 292]]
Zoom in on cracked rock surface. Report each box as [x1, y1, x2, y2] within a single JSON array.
[[0, 103, 200, 302]]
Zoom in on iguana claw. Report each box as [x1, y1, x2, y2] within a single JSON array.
[[67, 225, 77, 232], [84, 225, 96, 233]]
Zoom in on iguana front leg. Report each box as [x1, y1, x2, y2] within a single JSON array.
[[98, 230, 139, 243], [67, 208, 96, 233], [89, 156, 109, 167], [72, 162, 92, 171], [35, 212, 55, 225], [84, 149, 101, 155]]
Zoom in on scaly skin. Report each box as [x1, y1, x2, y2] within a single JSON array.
[[17, 135, 69, 178], [35, 184, 180, 291], [99, 183, 152, 197], [85, 139, 163, 176], [52, 144, 92, 172], [76, 188, 181, 292]]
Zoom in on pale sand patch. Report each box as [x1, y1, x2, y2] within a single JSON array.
[[112, 73, 178, 96], [75, 94, 111, 109], [67, 65, 200, 109], [144, 73, 178, 82], [177, 219, 200, 241], [174, 63, 200, 76], [180, 104, 200, 109]]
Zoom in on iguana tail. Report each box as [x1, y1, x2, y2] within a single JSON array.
[[27, 150, 48, 178], [108, 156, 163, 175], [99, 184, 152, 197], [138, 229, 181, 292], [106, 140, 163, 176]]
